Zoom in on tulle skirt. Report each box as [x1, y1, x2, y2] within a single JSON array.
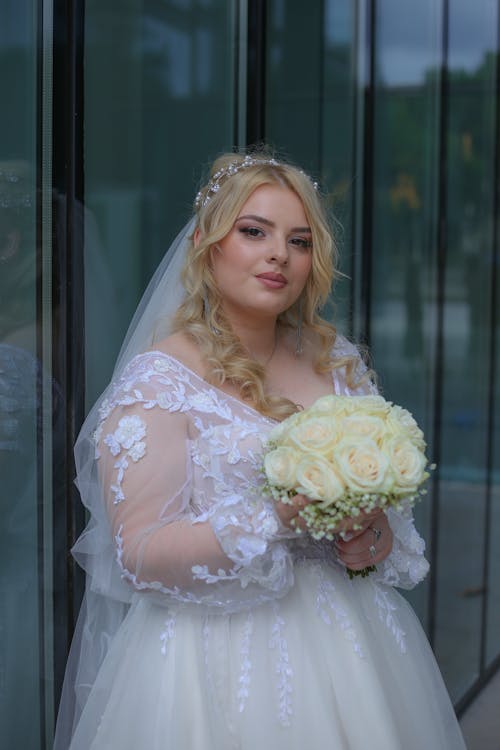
[[68, 561, 466, 750]]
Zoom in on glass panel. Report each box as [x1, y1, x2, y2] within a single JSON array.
[[266, 0, 500, 701], [485, 9, 500, 669], [487, 271, 500, 664], [84, 0, 236, 408], [0, 1, 43, 747], [266, 0, 358, 329], [321, 0, 358, 329], [266, 0, 325, 173], [434, 0, 498, 701], [369, 0, 443, 627]]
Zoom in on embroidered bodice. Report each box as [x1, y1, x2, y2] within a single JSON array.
[[95, 340, 429, 615]]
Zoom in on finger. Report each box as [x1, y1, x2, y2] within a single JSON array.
[[341, 542, 391, 570], [335, 508, 383, 537], [335, 526, 373, 550], [275, 494, 312, 530], [335, 523, 393, 567], [338, 537, 392, 567]]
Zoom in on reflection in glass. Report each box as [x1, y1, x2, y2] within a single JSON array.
[[84, 0, 236, 407], [267, 0, 500, 705], [369, 0, 443, 629], [434, 0, 498, 701], [487, 324, 500, 664], [266, 0, 357, 328], [0, 4, 40, 747]]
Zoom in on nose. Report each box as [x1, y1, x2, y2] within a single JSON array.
[[268, 236, 289, 265]]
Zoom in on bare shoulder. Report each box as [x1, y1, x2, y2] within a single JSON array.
[[149, 331, 205, 373]]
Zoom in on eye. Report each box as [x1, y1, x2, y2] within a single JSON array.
[[290, 236, 313, 249], [239, 226, 265, 238]]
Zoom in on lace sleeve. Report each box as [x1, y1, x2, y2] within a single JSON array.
[[372, 504, 430, 589], [95, 355, 294, 612], [333, 335, 430, 589]]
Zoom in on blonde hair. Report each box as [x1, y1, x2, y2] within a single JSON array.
[[172, 150, 356, 419]]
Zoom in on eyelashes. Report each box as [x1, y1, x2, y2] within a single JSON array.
[[238, 226, 312, 249], [239, 226, 264, 238], [290, 237, 313, 249]]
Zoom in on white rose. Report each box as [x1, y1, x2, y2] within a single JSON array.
[[341, 415, 386, 445], [307, 395, 349, 417], [384, 436, 427, 491], [354, 395, 392, 416], [288, 416, 340, 455], [334, 438, 390, 492], [267, 413, 301, 445], [295, 455, 345, 503], [387, 405, 426, 450], [264, 446, 300, 489]]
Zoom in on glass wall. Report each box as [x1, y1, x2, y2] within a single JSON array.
[[267, 0, 500, 706], [266, 0, 358, 327], [84, 0, 239, 405], [367, 0, 442, 626], [0, 1, 54, 747], [434, 0, 499, 701]]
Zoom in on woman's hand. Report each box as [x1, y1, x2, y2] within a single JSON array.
[[274, 497, 393, 571], [274, 493, 312, 532], [334, 510, 393, 571]]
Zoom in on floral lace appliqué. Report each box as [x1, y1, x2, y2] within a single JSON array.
[[160, 614, 177, 656], [373, 585, 407, 653], [269, 603, 293, 726], [237, 612, 254, 713], [103, 415, 147, 503], [315, 565, 364, 658], [104, 351, 428, 616]]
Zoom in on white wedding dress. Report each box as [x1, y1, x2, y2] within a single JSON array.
[[62, 340, 466, 750]]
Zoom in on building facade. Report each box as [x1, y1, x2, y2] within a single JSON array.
[[1, 1, 499, 746]]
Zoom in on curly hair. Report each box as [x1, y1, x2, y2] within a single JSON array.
[[171, 150, 358, 419]]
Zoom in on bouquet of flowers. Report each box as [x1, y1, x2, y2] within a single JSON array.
[[264, 394, 431, 545]]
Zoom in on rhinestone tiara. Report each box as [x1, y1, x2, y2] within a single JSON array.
[[194, 155, 318, 209]]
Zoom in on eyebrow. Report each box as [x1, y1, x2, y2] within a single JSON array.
[[236, 214, 312, 233]]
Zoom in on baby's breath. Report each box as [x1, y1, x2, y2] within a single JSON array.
[[262, 394, 432, 552]]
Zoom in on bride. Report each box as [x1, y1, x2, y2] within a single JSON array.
[[54, 152, 466, 749]]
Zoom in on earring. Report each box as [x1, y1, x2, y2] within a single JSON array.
[[295, 300, 303, 356]]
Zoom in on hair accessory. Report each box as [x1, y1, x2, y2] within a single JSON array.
[[195, 156, 279, 208], [195, 155, 318, 209]]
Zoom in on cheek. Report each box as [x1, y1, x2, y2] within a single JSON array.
[[295, 255, 313, 286], [211, 248, 249, 291]]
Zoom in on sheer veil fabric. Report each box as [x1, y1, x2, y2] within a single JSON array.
[[54, 206, 466, 749], [54, 218, 197, 747]]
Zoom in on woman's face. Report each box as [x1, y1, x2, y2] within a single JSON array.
[[209, 183, 313, 325]]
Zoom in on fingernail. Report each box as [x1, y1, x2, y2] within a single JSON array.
[[341, 531, 353, 542]]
